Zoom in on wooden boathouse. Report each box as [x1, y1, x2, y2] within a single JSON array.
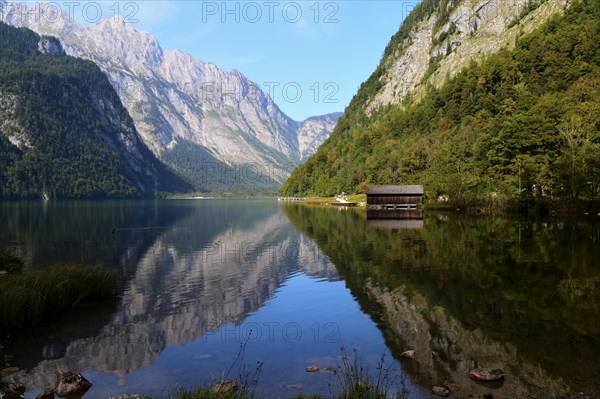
[[365, 185, 424, 210]]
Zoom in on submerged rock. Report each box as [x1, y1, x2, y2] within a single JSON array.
[[305, 365, 319, 372], [432, 385, 450, 397], [468, 368, 505, 382], [54, 371, 92, 399]]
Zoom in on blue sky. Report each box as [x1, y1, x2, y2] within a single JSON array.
[[28, 1, 417, 120]]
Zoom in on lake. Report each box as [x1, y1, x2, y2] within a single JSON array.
[[1, 200, 599, 399]]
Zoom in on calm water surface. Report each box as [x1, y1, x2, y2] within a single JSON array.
[[1, 200, 599, 399]]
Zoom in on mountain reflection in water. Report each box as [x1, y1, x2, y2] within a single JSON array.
[[4, 201, 341, 394]]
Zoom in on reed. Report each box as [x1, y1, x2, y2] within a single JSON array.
[[0, 264, 116, 331], [333, 346, 401, 399], [167, 343, 407, 399]]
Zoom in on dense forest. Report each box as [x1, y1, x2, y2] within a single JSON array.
[[281, 0, 600, 204], [0, 22, 192, 199]]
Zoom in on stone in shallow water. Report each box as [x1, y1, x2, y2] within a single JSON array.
[[432, 385, 450, 397], [305, 365, 319, 372], [54, 371, 92, 399], [0, 382, 27, 399], [468, 368, 505, 382]]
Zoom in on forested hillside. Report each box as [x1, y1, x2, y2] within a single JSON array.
[[281, 0, 600, 203], [0, 22, 192, 199]]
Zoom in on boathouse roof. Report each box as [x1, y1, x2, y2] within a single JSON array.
[[364, 185, 424, 195]]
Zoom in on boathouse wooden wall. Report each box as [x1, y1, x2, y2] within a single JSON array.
[[365, 185, 424, 208]]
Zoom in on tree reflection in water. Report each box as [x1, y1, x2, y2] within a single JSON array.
[[283, 204, 600, 398]]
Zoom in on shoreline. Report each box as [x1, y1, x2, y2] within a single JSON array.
[[278, 194, 600, 217]]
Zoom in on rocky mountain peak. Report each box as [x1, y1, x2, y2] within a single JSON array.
[[87, 16, 164, 69], [1, 1, 78, 37]]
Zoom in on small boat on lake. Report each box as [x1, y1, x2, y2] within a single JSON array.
[[331, 192, 358, 206]]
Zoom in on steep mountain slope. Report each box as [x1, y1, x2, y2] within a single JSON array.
[[367, 0, 569, 110], [0, 22, 192, 199], [297, 112, 343, 160], [282, 0, 600, 202], [0, 2, 340, 191]]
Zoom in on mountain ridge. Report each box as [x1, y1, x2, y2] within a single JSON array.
[[0, 21, 193, 199], [1, 2, 340, 191]]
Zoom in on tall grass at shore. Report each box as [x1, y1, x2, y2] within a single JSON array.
[[334, 347, 400, 399], [166, 344, 406, 399], [0, 264, 116, 330]]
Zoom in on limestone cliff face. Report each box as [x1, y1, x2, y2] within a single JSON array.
[[297, 113, 343, 161], [0, 2, 340, 189], [0, 90, 28, 149], [37, 36, 64, 55], [367, 0, 569, 112]]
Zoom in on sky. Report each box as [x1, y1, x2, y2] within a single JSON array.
[[22, 1, 417, 120]]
